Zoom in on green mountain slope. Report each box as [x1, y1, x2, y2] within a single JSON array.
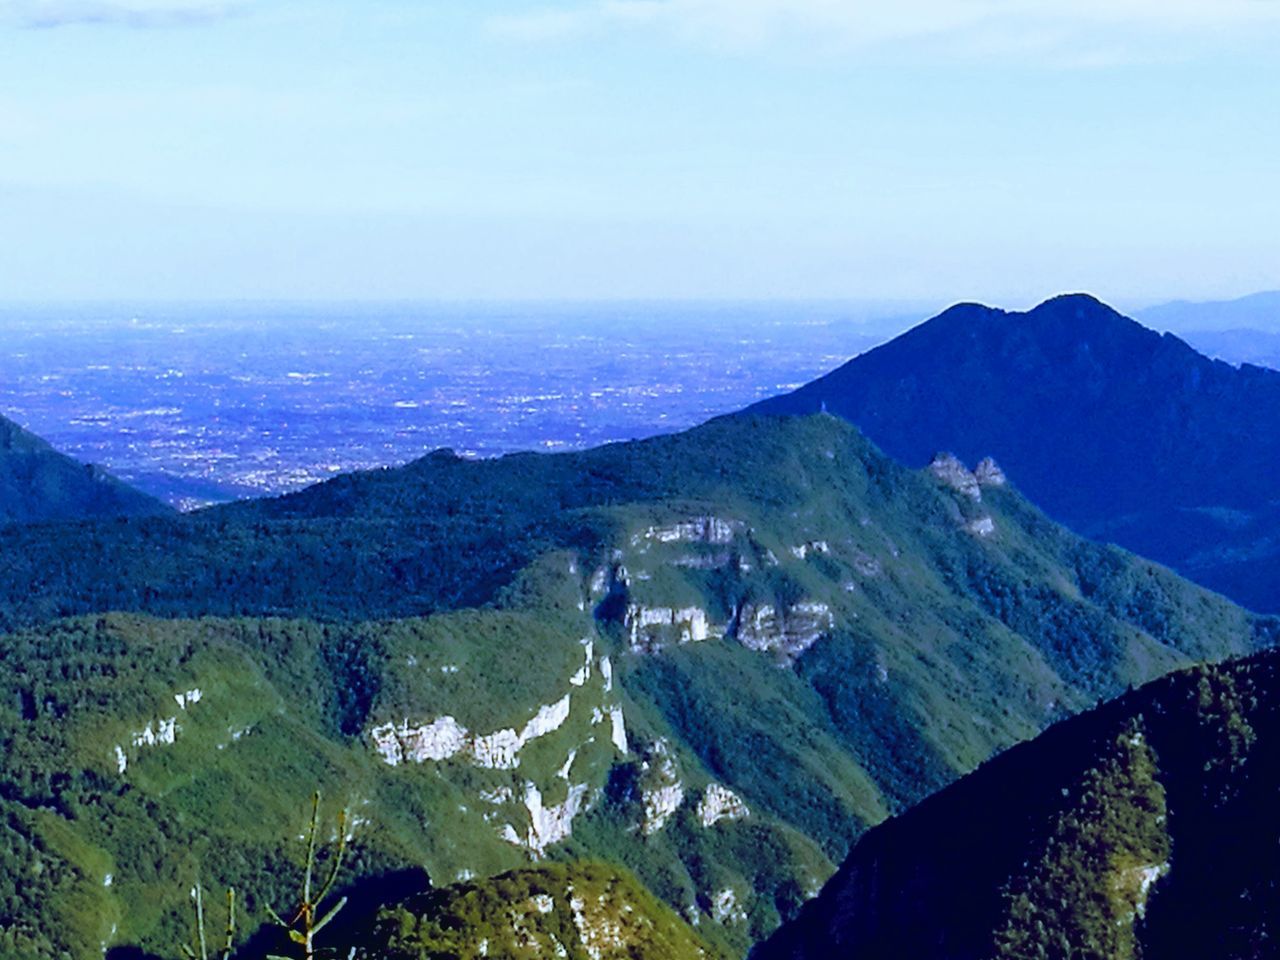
[[754, 647, 1280, 960], [0, 413, 170, 524], [0, 415, 1273, 957], [352, 862, 723, 960], [746, 293, 1280, 613]]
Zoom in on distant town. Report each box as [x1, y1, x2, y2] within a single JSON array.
[[0, 302, 917, 509]]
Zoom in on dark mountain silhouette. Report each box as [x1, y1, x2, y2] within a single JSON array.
[[747, 293, 1280, 612], [0, 413, 170, 523], [755, 646, 1280, 960]]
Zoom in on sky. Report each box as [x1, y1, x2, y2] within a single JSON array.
[[1, 0, 1279, 304]]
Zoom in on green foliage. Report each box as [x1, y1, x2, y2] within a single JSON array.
[[754, 649, 1280, 960], [993, 721, 1169, 960], [264, 793, 350, 960], [358, 862, 724, 960], [0, 414, 1273, 959]]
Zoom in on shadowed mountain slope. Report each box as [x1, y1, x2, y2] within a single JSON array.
[[0, 413, 170, 523], [746, 294, 1280, 612], [755, 646, 1280, 960]]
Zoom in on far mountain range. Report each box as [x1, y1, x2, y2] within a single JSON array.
[[750, 293, 1280, 613]]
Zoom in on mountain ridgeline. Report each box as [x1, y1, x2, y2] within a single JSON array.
[[755, 647, 1280, 960], [747, 293, 1280, 613], [0, 412, 169, 524], [0, 413, 1274, 958]]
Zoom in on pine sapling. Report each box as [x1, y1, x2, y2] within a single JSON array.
[[266, 791, 350, 960]]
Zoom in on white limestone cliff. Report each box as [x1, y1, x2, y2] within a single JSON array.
[[501, 781, 592, 857], [733, 600, 833, 659], [640, 739, 684, 836], [929, 453, 983, 500], [966, 515, 996, 538], [975, 456, 1007, 487], [634, 516, 743, 546], [696, 784, 750, 828], [371, 694, 571, 770], [710, 888, 747, 925], [626, 604, 719, 653]]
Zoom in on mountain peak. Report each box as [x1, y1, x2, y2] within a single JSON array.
[[744, 294, 1280, 612], [1032, 291, 1115, 313]]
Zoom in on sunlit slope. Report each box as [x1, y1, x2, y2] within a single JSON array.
[[0, 415, 1272, 957]]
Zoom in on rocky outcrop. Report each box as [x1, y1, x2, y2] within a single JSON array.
[[975, 457, 1007, 487], [709, 888, 747, 926], [570, 639, 594, 686], [789, 541, 830, 560], [966, 515, 996, 538], [591, 703, 630, 755], [732, 601, 833, 659], [696, 784, 750, 828], [371, 693, 572, 769], [609, 705, 628, 754], [626, 604, 719, 653], [357, 863, 718, 960], [131, 717, 177, 748], [639, 739, 684, 836], [373, 715, 468, 764], [500, 781, 592, 857], [173, 688, 203, 710], [116, 686, 206, 774], [634, 516, 744, 546], [929, 453, 982, 500]]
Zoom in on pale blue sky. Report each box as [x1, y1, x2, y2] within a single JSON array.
[[1, 0, 1278, 303]]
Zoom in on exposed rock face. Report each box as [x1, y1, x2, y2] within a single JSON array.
[[635, 516, 744, 546], [709, 889, 747, 926], [732, 601, 833, 658], [132, 717, 177, 748], [966, 516, 996, 538], [639, 739, 684, 836], [591, 704, 630, 755], [173, 688, 202, 710], [371, 693, 572, 769], [626, 604, 719, 653], [608, 705, 629, 754], [358, 862, 718, 960], [500, 781, 592, 857], [696, 784, 750, 828], [1127, 862, 1169, 922], [975, 457, 1007, 487], [372, 715, 468, 765], [929, 452, 982, 500], [570, 639, 594, 686], [789, 541, 830, 560], [118, 685, 208, 773]]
